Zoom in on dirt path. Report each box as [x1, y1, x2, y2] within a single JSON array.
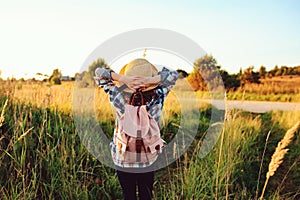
[[205, 100, 300, 113]]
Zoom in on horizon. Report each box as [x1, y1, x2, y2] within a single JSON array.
[[2, 60, 299, 81], [1, 0, 300, 79]]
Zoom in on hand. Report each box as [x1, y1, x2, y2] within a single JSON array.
[[139, 75, 161, 87], [123, 76, 161, 91], [119, 76, 143, 91], [111, 72, 161, 91]]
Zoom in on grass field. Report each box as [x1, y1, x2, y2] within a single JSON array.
[[166, 76, 300, 102], [229, 75, 300, 102], [0, 80, 300, 199]]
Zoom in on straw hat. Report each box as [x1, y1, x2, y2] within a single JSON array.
[[119, 58, 158, 92]]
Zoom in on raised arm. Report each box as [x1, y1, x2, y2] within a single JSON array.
[[94, 68, 126, 115], [157, 67, 179, 96], [146, 67, 178, 121]]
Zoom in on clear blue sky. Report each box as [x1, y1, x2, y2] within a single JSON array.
[[0, 0, 299, 79]]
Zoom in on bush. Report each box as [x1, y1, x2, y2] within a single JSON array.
[[50, 77, 61, 85]]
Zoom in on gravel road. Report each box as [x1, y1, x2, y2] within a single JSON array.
[[205, 100, 300, 113]]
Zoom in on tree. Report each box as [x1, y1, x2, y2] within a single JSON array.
[[239, 66, 260, 86], [259, 66, 267, 79], [193, 54, 219, 79], [49, 68, 62, 85], [52, 69, 62, 78], [88, 58, 109, 80], [220, 70, 240, 91], [74, 72, 81, 80], [295, 66, 300, 75], [275, 67, 283, 76], [187, 55, 223, 91], [75, 58, 110, 88], [269, 65, 279, 77], [186, 67, 206, 91], [280, 66, 288, 76]]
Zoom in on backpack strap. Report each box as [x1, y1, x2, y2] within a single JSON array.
[[135, 105, 150, 163], [135, 106, 142, 162], [136, 129, 142, 162]]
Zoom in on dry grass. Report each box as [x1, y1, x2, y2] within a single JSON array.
[[239, 75, 300, 95], [0, 98, 8, 128], [1, 79, 299, 199], [3, 80, 211, 120], [260, 121, 300, 200]]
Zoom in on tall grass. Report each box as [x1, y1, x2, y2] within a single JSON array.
[[1, 80, 300, 199], [155, 110, 300, 199], [260, 121, 300, 199], [0, 96, 121, 199]]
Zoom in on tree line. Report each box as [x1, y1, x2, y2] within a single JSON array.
[[2, 56, 299, 91], [62, 56, 300, 91], [186, 55, 300, 91]]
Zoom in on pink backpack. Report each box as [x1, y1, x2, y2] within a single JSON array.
[[112, 91, 165, 167]]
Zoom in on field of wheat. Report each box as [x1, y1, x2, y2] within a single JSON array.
[[0, 80, 299, 199]]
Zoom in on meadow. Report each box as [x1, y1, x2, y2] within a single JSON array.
[[228, 76, 300, 102], [0, 79, 299, 199]]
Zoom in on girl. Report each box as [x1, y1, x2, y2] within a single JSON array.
[[94, 58, 178, 200]]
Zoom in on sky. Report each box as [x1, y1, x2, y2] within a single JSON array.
[[0, 0, 300, 79]]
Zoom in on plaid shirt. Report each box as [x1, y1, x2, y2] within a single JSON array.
[[94, 67, 178, 168]]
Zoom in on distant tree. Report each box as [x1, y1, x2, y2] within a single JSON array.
[[269, 65, 279, 77], [266, 65, 300, 77], [49, 68, 62, 85], [52, 77, 61, 84], [259, 66, 267, 79], [220, 70, 240, 90], [52, 69, 62, 78], [88, 58, 109, 80], [239, 66, 260, 86], [186, 67, 206, 91], [74, 72, 81, 80], [275, 67, 282, 76], [238, 67, 243, 76], [187, 55, 223, 91], [77, 71, 91, 88], [283, 66, 288, 75], [193, 54, 219, 79], [76, 58, 110, 87], [286, 67, 293, 75], [295, 66, 300, 75]]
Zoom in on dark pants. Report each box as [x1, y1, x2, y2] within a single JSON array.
[[116, 170, 154, 200]]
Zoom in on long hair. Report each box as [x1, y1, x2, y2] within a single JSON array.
[[123, 87, 158, 106]]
